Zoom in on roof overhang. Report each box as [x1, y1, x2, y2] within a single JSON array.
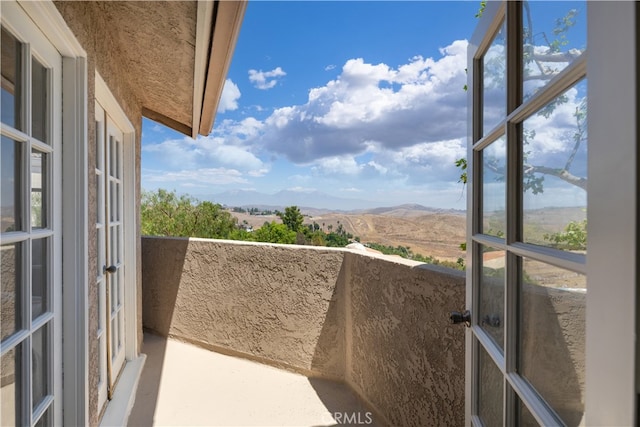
[[194, 0, 246, 137]]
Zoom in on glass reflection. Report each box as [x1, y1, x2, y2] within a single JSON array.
[[483, 20, 506, 136], [32, 238, 48, 320], [1, 243, 22, 342], [0, 345, 22, 426], [1, 137, 22, 233], [478, 344, 503, 427], [482, 135, 506, 238], [523, 2, 587, 101], [520, 257, 585, 426], [522, 79, 587, 252], [32, 58, 49, 143], [1, 27, 23, 131]]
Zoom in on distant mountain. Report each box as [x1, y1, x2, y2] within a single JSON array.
[[201, 189, 382, 211]]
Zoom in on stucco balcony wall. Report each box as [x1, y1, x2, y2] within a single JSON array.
[[141, 236, 466, 426]]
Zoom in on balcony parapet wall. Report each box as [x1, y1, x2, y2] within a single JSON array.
[[142, 236, 466, 425]]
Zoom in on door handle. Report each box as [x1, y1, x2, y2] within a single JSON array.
[[103, 265, 117, 274], [450, 310, 471, 327]]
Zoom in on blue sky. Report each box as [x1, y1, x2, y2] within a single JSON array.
[[141, 1, 587, 210]]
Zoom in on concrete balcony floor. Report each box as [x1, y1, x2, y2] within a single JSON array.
[[128, 334, 380, 426]]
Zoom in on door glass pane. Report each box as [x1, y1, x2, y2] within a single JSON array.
[[31, 58, 48, 144], [32, 238, 48, 320], [1, 27, 23, 131], [34, 407, 51, 427], [522, 79, 587, 251], [479, 244, 505, 350], [1, 243, 22, 342], [31, 150, 47, 229], [32, 323, 50, 409], [520, 257, 585, 425], [1, 136, 23, 233], [482, 135, 506, 238], [482, 20, 506, 136], [518, 396, 540, 427], [523, 1, 587, 101], [477, 344, 504, 427], [0, 345, 22, 426]]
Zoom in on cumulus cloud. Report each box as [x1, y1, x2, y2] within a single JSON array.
[[248, 67, 287, 90], [142, 167, 249, 187], [253, 40, 469, 164], [218, 79, 241, 113]]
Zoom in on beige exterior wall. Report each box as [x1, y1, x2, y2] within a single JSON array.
[[52, 3, 143, 424], [142, 237, 467, 426]]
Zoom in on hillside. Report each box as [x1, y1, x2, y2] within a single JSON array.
[[230, 207, 467, 262]]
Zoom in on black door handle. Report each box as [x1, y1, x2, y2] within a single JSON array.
[[450, 310, 471, 327], [104, 265, 117, 274]]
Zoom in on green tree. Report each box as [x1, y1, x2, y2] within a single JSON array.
[[277, 206, 304, 232], [252, 221, 297, 244], [141, 189, 237, 238]]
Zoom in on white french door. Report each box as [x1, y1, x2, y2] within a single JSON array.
[[0, 3, 62, 425], [467, 1, 588, 425], [95, 101, 126, 412], [466, 1, 638, 425]]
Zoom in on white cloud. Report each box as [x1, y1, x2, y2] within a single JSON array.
[[142, 167, 249, 186], [325, 64, 336, 71], [218, 79, 241, 113], [248, 67, 287, 90], [253, 40, 470, 163]]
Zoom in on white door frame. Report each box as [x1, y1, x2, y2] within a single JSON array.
[[9, 1, 89, 425], [95, 72, 143, 426]]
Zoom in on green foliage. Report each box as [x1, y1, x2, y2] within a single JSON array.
[[251, 221, 297, 244], [277, 206, 304, 232], [543, 219, 587, 250], [141, 189, 237, 238]]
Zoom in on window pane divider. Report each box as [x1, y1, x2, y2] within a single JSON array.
[[31, 139, 53, 153], [473, 325, 506, 372], [473, 125, 506, 152], [1, 125, 30, 143], [509, 242, 586, 274], [0, 231, 30, 244], [32, 312, 54, 332], [507, 54, 587, 125], [506, 373, 564, 427], [0, 329, 30, 356], [32, 394, 53, 426], [472, 233, 506, 249]]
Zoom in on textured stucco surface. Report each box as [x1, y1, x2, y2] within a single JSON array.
[[345, 254, 466, 427], [142, 237, 347, 378], [52, 3, 144, 424], [142, 237, 468, 426]]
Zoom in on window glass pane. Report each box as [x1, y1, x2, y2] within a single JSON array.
[[522, 79, 587, 251], [1, 27, 23, 131], [0, 345, 22, 426], [517, 396, 540, 427], [482, 135, 506, 238], [477, 344, 503, 426], [482, 20, 506, 136], [1, 136, 23, 233], [32, 323, 50, 410], [31, 150, 47, 229], [520, 257, 585, 425], [479, 244, 505, 351], [32, 238, 48, 320], [31, 58, 48, 143], [523, 1, 587, 101], [1, 243, 22, 342], [34, 406, 51, 427]]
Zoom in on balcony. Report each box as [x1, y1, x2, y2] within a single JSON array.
[[130, 236, 466, 426]]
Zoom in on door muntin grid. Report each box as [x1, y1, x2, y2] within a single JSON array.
[[469, 2, 587, 426], [0, 19, 59, 427]]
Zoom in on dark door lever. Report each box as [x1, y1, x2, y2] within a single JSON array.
[[104, 265, 117, 274], [450, 310, 471, 327]]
